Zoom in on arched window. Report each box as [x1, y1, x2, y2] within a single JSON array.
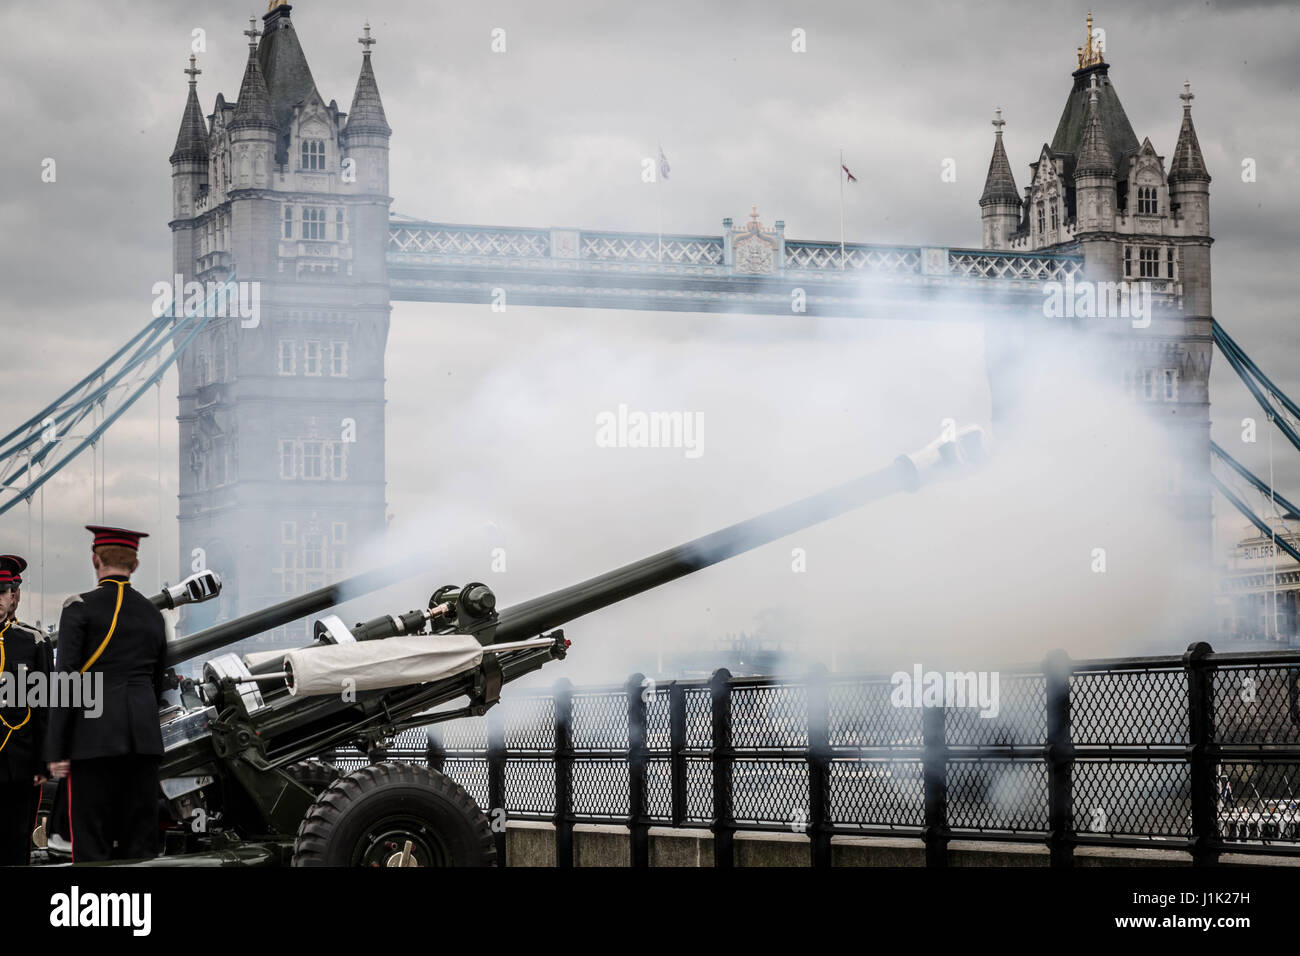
[[301, 139, 326, 171], [1137, 186, 1158, 215], [1036, 202, 1045, 234]]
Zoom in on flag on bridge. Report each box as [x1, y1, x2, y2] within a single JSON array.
[[842, 163, 857, 183]]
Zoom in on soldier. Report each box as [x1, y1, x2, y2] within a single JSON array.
[[44, 527, 167, 862], [0, 554, 50, 865]]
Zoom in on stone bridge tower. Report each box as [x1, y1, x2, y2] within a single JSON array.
[[978, 15, 1214, 595], [168, 3, 392, 652]]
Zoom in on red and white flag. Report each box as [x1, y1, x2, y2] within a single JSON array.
[[841, 164, 857, 183]]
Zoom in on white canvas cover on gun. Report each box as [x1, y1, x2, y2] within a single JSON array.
[[282, 634, 485, 697], [275, 634, 559, 697]]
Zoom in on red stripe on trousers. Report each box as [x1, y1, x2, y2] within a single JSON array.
[[67, 771, 74, 863]]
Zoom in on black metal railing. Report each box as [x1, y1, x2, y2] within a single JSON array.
[[334, 642, 1300, 866]]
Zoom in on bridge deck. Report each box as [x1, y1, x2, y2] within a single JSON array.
[[387, 216, 1085, 320]]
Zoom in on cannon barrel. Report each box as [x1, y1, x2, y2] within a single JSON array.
[[165, 565, 401, 666], [49, 570, 223, 650], [493, 426, 985, 644]]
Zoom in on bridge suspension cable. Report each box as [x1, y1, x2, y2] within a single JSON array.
[[1211, 320, 1300, 638], [1210, 442, 1300, 564], [1213, 322, 1300, 454], [0, 275, 236, 519]]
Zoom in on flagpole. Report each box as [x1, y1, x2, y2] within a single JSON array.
[[656, 141, 664, 264], [838, 149, 846, 270], [657, 176, 663, 264]]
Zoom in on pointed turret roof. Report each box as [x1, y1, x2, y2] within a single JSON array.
[[230, 27, 276, 132], [344, 24, 391, 137], [1049, 64, 1138, 181], [258, 4, 321, 135], [1075, 79, 1114, 178], [1169, 81, 1211, 183], [170, 56, 209, 164], [980, 108, 1020, 205]]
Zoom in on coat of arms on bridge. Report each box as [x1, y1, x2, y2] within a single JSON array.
[[728, 205, 781, 276]]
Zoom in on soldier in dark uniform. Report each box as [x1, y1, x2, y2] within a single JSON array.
[[44, 527, 167, 862], [0, 554, 50, 865]]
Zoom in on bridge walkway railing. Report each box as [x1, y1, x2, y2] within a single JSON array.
[[333, 641, 1300, 867]]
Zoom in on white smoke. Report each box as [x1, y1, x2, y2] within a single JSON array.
[[350, 294, 1203, 688]]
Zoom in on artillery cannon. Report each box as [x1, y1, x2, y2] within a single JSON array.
[[61, 427, 984, 867]]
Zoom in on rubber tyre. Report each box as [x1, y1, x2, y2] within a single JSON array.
[[292, 761, 495, 867], [284, 759, 342, 796]]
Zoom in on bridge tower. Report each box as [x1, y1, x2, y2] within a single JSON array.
[[977, 17, 1214, 590], [168, 3, 391, 649]]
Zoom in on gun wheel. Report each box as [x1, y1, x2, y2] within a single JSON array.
[[283, 758, 341, 796], [292, 761, 495, 867]]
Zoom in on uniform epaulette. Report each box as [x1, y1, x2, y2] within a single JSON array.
[[14, 620, 44, 640], [62, 594, 84, 609]]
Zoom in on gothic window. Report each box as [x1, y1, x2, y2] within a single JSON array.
[[1050, 204, 1059, 230], [1142, 369, 1156, 401], [302, 206, 326, 240], [302, 441, 324, 479], [302, 533, 324, 570], [278, 339, 295, 376], [1139, 247, 1160, 278], [304, 340, 321, 376], [281, 521, 297, 545], [283, 206, 294, 239], [329, 341, 348, 376], [278, 551, 297, 594], [1166, 247, 1175, 280], [331, 522, 347, 546], [1036, 202, 1045, 234], [1137, 186, 1158, 215], [1164, 369, 1179, 401], [279, 440, 297, 479], [1124, 246, 1132, 278], [301, 139, 326, 171], [278, 440, 348, 481], [335, 208, 345, 241]]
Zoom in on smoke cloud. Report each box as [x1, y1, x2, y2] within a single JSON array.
[[353, 293, 1202, 688]]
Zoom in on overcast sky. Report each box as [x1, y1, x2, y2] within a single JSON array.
[[1, 0, 1297, 664]]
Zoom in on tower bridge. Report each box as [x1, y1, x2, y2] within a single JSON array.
[[156, 4, 1213, 640]]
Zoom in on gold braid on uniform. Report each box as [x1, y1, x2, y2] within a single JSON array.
[[0, 620, 31, 753], [80, 580, 125, 673]]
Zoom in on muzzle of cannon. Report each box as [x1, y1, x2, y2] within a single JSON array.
[[165, 565, 407, 666], [47, 569, 224, 650]]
